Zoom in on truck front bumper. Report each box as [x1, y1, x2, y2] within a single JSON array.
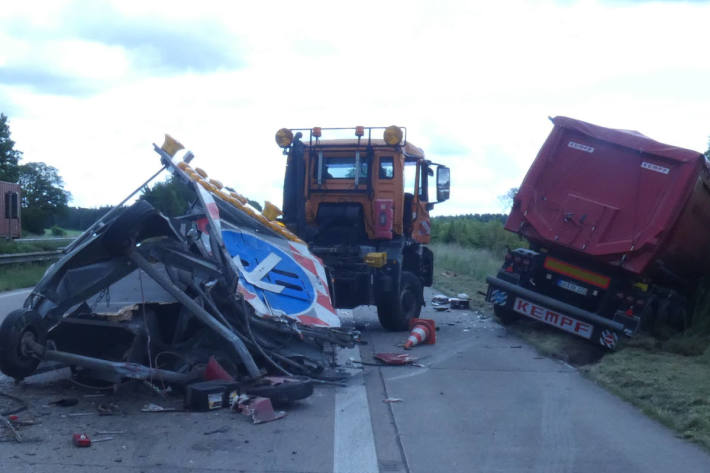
[[486, 276, 638, 350]]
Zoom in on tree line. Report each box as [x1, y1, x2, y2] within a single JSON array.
[[1, 114, 70, 234]]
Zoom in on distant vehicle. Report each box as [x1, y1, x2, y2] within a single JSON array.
[[1, 181, 21, 239], [486, 117, 710, 349], [276, 126, 450, 330]]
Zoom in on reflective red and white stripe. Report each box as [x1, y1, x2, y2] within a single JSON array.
[[404, 326, 429, 349]]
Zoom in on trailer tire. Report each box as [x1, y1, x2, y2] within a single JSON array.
[[494, 305, 519, 325], [0, 309, 46, 380], [377, 271, 422, 331]]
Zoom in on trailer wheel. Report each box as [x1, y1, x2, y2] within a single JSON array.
[[377, 271, 422, 331], [494, 305, 519, 325], [0, 309, 47, 380]]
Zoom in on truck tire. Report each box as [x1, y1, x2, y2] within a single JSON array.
[[494, 305, 519, 325], [377, 271, 422, 331], [0, 309, 47, 380]]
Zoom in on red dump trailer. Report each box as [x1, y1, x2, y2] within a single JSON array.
[[486, 117, 710, 349]]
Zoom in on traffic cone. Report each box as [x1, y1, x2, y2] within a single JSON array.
[[403, 318, 436, 349], [204, 356, 235, 382]]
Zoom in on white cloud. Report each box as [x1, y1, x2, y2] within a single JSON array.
[[1, 0, 709, 216]]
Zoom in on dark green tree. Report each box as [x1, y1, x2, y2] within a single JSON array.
[[141, 175, 195, 217], [18, 162, 70, 233], [0, 113, 22, 182]]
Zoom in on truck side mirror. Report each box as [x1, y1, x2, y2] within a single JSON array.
[[436, 166, 450, 203]]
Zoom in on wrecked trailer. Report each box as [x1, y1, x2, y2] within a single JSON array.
[[0, 136, 358, 400]]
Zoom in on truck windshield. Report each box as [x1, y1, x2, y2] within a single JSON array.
[[319, 155, 368, 179]]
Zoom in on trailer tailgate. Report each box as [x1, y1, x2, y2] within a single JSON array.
[[506, 116, 705, 275]]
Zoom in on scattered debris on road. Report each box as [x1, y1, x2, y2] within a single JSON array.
[[235, 395, 286, 424], [383, 397, 403, 403], [0, 135, 360, 413], [373, 353, 420, 366]]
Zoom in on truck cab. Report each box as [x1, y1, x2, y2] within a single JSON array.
[[276, 126, 450, 330]]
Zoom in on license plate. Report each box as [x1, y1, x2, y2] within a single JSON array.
[[512, 297, 593, 339], [557, 279, 588, 296]]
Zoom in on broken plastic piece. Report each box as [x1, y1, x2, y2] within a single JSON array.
[[236, 396, 286, 424], [373, 353, 418, 365], [204, 356, 235, 382], [73, 433, 91, 447], [141, 403, 180, 413], [432, 294, 450, 311]]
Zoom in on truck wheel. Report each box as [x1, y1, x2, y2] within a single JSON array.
[[377, 271, 422, 331], [494, 305, 519, 325], [0, 309, 47, 380]]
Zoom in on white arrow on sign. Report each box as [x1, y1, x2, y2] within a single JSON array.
[[233, 252, 285, 293]]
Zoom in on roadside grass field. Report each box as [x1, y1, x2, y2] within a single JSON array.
[[0, 238, 67, 254], [0, 262, 52, 292], [431, 243, 502, 301], [432, 242, 710, 451]]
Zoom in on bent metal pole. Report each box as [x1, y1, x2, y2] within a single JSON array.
[[128, 250, 262, 378]]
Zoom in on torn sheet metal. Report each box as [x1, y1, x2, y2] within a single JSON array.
[[0, 135, 358, 392]]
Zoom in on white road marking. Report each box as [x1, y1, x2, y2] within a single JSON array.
[[333, 344, 379, 473]]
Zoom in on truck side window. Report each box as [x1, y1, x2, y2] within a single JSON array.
[[379, 157, 394, 179]]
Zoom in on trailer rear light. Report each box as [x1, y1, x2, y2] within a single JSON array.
[[543, 257, 610, 289]]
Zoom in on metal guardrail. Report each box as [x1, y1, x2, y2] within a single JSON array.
[[15, 237, 76, 243], [0, 250, 64, 265]]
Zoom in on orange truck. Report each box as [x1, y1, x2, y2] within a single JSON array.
[[276, 126, 450, 330]]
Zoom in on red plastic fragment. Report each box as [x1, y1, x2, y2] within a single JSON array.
[[374, 353, 418, 365], [73, 433, 91, 447]]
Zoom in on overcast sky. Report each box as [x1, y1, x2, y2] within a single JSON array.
[[1, 0, 709, 215]]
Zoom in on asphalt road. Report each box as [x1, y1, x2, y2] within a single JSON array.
[[1, 286, 709, 472]]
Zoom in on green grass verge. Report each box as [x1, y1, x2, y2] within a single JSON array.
[[431, 242, 710, 451], [583, 349, 710, 448], [0, 262, 51, 292], [431, 243, 502, 300], [42, 227, 83, 238], [0, 239, 68, 254]]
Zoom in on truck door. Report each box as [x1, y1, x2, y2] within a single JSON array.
[[404, 159, 432, 243]]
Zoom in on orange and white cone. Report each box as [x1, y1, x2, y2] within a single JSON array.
[[403, 318, 436, 349]]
